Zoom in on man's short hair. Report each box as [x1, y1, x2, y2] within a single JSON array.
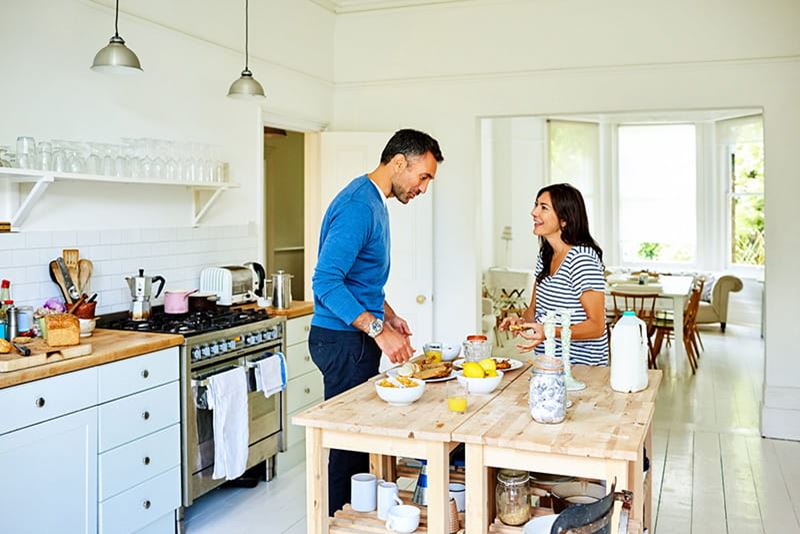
[[380, 129, 444, 165]]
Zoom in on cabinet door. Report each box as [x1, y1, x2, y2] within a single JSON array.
[[0, 407, 98, 534]]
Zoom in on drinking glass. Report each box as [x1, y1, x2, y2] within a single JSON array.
[[446, 381, 468, 413], [36, 141, 53, 171]]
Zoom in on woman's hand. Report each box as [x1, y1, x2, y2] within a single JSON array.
[[499, 314, 524, 332], [515, 322, 544, 353]]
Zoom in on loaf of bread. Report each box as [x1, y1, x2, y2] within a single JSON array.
[[0, 339, 10, 354], [45, 313, 80, 347]]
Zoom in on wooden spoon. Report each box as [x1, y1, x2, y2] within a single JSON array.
[[50, 259, 73, 304], [63, 249, 80, 288], [78, 259, 93, 293]]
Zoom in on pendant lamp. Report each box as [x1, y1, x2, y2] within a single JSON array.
[[228, 0, 266, 100], [91, 0, 142, 73]]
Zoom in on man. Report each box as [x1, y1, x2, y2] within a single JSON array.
[[309, 129, 443, 515]]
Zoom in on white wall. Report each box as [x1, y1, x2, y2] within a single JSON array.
[[0, 0, 333, 312], [331, 0, 800, 440]]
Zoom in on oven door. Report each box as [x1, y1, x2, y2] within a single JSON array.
[[190, 346, 284, 477]]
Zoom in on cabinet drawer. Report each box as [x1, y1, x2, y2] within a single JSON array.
[[0, 366, 97, 435], [100, 466, 180, 534], [99, 382, 180, 453], [286, 342, 318, 380], [135, 513, 175, 534], [99, 347, 179, 403], [286, 315, 312, 346], [99, 424, 181, 501], [286, 371, 323, 414]]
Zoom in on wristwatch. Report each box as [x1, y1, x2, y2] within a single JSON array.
[[367, 318, 384, 338]]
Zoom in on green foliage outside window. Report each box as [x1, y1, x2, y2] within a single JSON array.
[[638, 242, 662, 261]]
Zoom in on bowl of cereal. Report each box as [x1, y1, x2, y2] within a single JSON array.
[[375, 375, 426, 406]]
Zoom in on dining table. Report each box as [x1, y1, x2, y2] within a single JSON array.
[[607, 274, 695, 364]]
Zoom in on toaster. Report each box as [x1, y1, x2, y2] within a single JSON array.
[[200, 265, 263, 306]]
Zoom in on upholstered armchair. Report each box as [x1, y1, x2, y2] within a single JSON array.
[[696, 274, 744, 332]]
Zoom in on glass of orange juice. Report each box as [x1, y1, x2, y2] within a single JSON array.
[[447, 381, 468, 413]]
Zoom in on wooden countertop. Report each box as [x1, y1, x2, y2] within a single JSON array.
[[293, 363, 531, 443], [451, 366, 662, 461], [0, 329, 184, 390], [236, 300, 313, 320]]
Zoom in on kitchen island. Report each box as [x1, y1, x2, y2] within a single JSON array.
[[296, 364, 660, 534]]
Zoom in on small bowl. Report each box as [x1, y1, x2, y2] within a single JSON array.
[[456, 369, 504, 394], [78, 318, 96, 338], [550, 481, 606, 513], [523, 515, 559, 534], [375, 377, 426, 406], [424, 342, 461, 361]]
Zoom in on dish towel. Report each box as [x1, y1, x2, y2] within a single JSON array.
[[255, 352, 287, 398], [206, 367, 249, 481]]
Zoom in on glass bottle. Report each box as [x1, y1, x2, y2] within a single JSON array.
[[529, 355, 567, 424], [496, 469, 531, 526]]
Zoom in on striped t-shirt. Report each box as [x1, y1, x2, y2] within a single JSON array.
[[533, 245, 608, 366]]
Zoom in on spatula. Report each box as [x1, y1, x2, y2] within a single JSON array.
[[78, 258, 93, 293], [63, 249, 80, 288]]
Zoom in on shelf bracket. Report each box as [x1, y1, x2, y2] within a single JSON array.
[[11, 175, 54, 229], [192, 186, 228, 227]]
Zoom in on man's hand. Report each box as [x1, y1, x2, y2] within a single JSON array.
[[515, 322, 544, 353], [386, 316, 412, 337], [375, 323, 415, 364]]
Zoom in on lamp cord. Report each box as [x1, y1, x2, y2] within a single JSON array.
[[114, 0, 120, 38], [244, 0, 250, 71]]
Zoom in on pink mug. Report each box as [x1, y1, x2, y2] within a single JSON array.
[[164, 289, 198, 314]]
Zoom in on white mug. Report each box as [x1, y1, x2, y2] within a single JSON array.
[[378, 481, 403, 520], [351, 473, 378, 512], [449, 482, 466, 512], [385, 504, 421, 533]]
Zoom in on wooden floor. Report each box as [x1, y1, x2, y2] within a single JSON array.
[[186, 324, 800, 533]]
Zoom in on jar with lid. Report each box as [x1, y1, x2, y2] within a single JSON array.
[[495, 469, 531, 526], [529, 355, 567, 424]]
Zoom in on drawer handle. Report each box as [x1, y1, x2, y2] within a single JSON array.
[[303, 325, 310, 332], [304, 355, 310, 362], [304, 387, 311, 394], [142, 411, 151, 421], [141, 369, 150, 379], [35, 397, 46, 408], [143, 456, 151, 466], [142, 500, 151, 510]]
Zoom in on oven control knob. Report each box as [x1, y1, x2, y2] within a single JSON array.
[[228, 339, 236, 350], [191, 347, 201, 360], [217, 341, 227, 353], [263, 329, 273, 340], [245, 335, 254, 345], [201, 344, 211, 357], [210, 343, 219, 355], [254, 332, 263, 343]]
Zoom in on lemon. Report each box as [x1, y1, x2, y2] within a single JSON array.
[[485, 370, 498, 378], [463, 362, 486, 378], [479, 358, 497, 374]]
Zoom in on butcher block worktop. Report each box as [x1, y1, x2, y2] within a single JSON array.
[[0, 329, 184, 389], [237, 300, 314, 319]]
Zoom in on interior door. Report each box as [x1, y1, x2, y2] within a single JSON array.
[[318, 132, 434, 366]]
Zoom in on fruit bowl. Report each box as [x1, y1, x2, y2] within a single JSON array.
[[456, 369, 504, 394], [375, 377, 426, 406]]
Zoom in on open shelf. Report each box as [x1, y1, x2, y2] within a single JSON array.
[[0, 167, 239, 229]]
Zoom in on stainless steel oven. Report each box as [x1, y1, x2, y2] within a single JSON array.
[[180, 316, 287, 508]]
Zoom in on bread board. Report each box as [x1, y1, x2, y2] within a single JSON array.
[[0, 339, 93, 372]]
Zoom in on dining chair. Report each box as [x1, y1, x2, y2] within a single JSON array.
[[652, 279, 704, 374], [608, 291, 660, 369]]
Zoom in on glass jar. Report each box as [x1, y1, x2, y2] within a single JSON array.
[[529, 356, 567, 424], [495, 469, 531, 526]]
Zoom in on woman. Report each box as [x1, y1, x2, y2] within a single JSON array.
[[501, 183, 608, 365]]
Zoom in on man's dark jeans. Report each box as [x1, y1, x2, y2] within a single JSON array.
[[308, 325, 381, 516]]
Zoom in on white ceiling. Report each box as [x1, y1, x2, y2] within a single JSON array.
[[308, 0, 473, 14]]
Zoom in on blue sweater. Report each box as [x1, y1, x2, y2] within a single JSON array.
[[312, 175, 390, 331]]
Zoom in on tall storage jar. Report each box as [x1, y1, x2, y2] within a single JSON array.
[[496, 469, 531, 526], [529, 356, 567, 424]]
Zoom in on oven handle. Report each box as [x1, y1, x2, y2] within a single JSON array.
[[245, 351, 284, 369]]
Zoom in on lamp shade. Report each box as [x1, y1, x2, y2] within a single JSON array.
[[227, 69, 265, 100], [91, 35, 142, 73]]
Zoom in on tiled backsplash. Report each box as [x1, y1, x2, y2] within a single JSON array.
[[0, 224, 259, 315]]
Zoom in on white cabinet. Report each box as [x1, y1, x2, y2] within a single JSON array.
[[0, 346, 181, 534], [278, 313, 323, 474], [0, 407, 98, 534]]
